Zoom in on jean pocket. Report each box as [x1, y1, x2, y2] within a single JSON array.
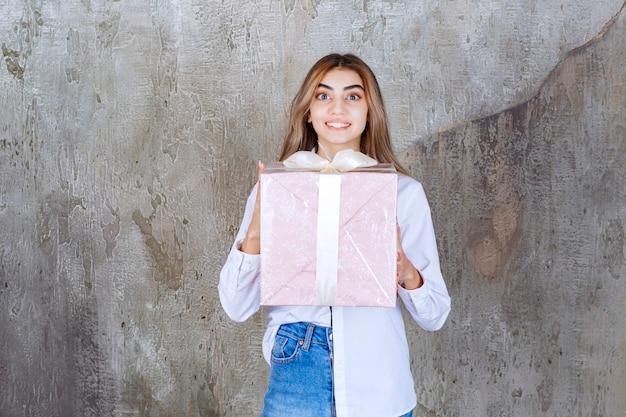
[[270, 334, 301, 364]]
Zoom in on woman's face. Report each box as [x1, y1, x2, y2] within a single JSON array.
[[308, 68, 368, 158]]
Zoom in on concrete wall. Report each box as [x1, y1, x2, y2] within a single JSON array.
[[1, 1, 624, 416]]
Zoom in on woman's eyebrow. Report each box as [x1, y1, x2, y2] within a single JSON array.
[[318, 83, 365, 91]]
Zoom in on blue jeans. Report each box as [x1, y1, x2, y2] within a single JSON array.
[[261, 322, 413, 417]]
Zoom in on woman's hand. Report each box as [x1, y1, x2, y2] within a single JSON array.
[[396, 224, 424, 290], [241, 161, 265, 254]]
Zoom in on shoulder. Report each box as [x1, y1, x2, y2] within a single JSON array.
[[396, 174, 431, 215], [397, 174, 425, 199]]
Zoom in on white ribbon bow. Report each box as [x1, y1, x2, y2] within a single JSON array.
[[283, 149, 377, 173]]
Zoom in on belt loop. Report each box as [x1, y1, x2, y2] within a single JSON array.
[[302, 323, 315, 351]]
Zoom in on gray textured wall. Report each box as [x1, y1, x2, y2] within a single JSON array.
[[1, 1, 624, 416]]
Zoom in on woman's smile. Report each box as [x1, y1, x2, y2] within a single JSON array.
[[326, 120, 351, 129]]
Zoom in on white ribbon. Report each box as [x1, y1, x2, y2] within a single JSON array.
[[283, 149, 377, 173], [282, 149, 378, 305], [315, 174, 341, 305]]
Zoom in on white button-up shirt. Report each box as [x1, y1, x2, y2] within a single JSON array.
[[219, 173, 451, 417]]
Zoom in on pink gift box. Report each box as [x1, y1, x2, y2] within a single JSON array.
[[259, 163, 398, 307]]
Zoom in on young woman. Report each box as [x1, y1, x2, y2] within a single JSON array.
[[219, 54, 451, 417]]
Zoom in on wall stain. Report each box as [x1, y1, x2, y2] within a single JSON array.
[[101, 203, 120, 259], [2, 43, 24, 79], [465, 108, 527, 281], [37, 190, 86, 254], [537, 375, 555, 412], [300, 0, 321, 19], [283, 0, 297, 13], [361, 14, 386, 44], [80, 0, 93, 13], [131, 191, 184, 290], [65, 28, 81, 83], [1, 6, 45, 80], [600, 219, 624, 280], [96, 11, 120, 49]]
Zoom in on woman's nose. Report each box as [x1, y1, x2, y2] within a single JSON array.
[[329, 99, 345, 114]]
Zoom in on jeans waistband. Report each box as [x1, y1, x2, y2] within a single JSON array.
[[277, 322, 333, 352]]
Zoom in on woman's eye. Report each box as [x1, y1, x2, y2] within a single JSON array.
[[316, 93, 330, 100], [347, 94, 361, 100]]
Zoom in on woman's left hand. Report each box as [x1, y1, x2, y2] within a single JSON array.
[[396, 224, 424, 290]]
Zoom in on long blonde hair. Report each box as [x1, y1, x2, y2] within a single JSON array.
[[278, 53, 409, 176]]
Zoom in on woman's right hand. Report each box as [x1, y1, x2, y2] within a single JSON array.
[[241, 161, 265, 254]]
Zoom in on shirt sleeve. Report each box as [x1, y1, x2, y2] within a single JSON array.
[[218, 184, 262, 322], [396, 176, 451, 331]]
